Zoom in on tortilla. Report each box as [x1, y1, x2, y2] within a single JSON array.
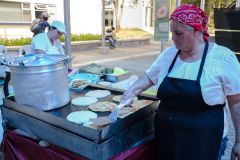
[[88, 101, 117, 112], [131, 99, 154, 110], [71, 96, 98, 106], [67, 111, 97, 124], [117, 107, 137, 119], [112, 95, 138, 103], [117, 99, 153, 119], [86, 90, 111, 98]]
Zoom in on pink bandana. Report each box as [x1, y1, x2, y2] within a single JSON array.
[[170, 4, 209, 41]]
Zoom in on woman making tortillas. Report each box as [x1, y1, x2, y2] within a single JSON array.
[[121, 4, 240, 160]]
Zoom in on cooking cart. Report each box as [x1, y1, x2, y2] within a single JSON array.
[[1, 85, 159, 160]]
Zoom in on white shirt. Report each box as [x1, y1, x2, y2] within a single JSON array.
[[31, 33, 64, 55], [146, 43, 240, 137]]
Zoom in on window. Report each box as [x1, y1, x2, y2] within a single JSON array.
[[34, 4, 56, 20], [0, 1, 31, 22], [105, 10, 113, 27], [22, 3, 31, 22], [35, 4, 47, 18]]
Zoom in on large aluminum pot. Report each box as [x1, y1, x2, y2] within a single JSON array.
[[5, 54, 70, 111]]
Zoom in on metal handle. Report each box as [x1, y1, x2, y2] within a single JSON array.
[[63, 56, 73, 65], [116, 99, 131, 110], [0, 59, 10, 66]]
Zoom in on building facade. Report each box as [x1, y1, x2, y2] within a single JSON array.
[[0, 0, 154, 39]]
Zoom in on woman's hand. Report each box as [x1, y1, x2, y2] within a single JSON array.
[[120, 90, 135, 106], [227, 94, 240, 160], [231, 142, 240, 160], [120, 73, 154, 106]]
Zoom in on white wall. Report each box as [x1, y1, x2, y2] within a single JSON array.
[[40, 0, 102, 34], [0, 0, 149, 38], [54, 0, 65, 23], [69, 0, 102, 34], [1, 0, 102, 38], [120, 0, 144, 28]]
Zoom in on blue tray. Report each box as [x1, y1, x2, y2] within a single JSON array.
[[68, 73, 100, 84]]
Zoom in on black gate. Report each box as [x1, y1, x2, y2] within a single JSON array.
[[214, 8, 240, 52]]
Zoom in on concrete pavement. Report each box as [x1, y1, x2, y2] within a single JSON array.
[[71, 42, 161, 68], [71, 41, 234, 160]]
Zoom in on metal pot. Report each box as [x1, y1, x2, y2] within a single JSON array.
[[3, 54, 71, 111]]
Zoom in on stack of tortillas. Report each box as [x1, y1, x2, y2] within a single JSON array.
[[71, 96, 97, 106], [67, 111, 97, 124], [98, 81, 112, 86]]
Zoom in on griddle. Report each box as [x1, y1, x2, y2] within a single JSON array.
[[2, 84, 159, 159]]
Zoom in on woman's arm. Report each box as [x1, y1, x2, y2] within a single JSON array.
[[121, 73, 154, 104], [227, 94, 240, 160]]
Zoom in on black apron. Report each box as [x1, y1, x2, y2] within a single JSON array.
[[155, 41, 224, 160]]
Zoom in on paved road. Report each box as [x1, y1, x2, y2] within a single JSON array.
[[97, 52, 158, 76], [72, 43, 161, 75]]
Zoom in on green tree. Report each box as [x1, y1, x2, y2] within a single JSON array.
[[181, 0, 235, 33], [112, 0, 125, 31], [181, 0, 235, 8]]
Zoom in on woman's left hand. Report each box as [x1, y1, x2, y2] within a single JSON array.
[[231, 142, 240, 160]]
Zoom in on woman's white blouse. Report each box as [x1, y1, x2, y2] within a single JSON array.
[[146, 43, 240, 105], [146, 43, 240, 138]]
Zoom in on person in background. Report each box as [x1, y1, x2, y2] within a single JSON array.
[[31, 13, 50, 37], [31, 20, 66, 54], [121, 4, 240, 160], [105, 26, 116, 49], [39, 12, 50, 34]]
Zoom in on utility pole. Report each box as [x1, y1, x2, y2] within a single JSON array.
[[64, 0, 72, 57], [200, 0, 205, 10], [99, 0, 109, 53], [101, 0, 105, 48], [236, 0, 240, 8], [176, 0, 181, 7]]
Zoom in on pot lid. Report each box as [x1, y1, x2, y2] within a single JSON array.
[[10, 54, 70, 66]]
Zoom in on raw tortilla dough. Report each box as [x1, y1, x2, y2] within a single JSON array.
[[71, 96, 98, 106], [67, 111, 97, 124], [86, 90, 111, 98]]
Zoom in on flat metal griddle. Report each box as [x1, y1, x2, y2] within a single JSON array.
[[2, 84, 159, 159]]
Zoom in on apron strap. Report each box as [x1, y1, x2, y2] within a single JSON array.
[[196, 40, 209, 83], [168, 50, 181, 73]]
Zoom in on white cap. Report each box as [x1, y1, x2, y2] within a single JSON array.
[[51, 20, 66, 34]]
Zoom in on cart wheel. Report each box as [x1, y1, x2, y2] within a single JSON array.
[[39, 140, 50, 147]]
